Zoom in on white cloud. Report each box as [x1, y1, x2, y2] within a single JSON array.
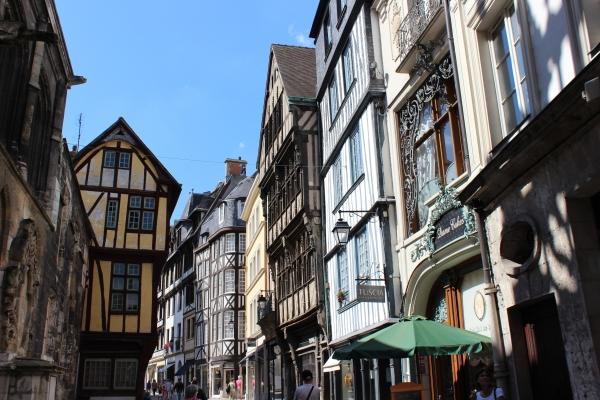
[[239, 142, 246, 149], [288, 24, 310, 46]]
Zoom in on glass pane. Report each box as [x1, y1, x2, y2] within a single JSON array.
[[415, 135, 439, 228], [113, 262, 126, 275], [128, 210, 140, 229], [510, 6, 520, 41], [112, 277, 124, 290], [144, 197, 155, 209], [126, 293, 139, 312], [128, 263, 140, 276], [438, 87, 449, 116], [496, 58, 516, 101], [521, 80, 531, 115], [493, 24, 510, 62], [118, 153, 130, 169], [502, 92, 519, 132], [142, 211, 154, 230], [111, 293, 123, 311], [442, 122, 458, 183], [104, 151, 116, 168], [514, 42, 527, 80], [418, 102, 434, 139], [127, 278, 139, 291], [129, 196, 141, 208]]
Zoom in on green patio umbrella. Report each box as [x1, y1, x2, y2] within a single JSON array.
[[333, 315, 491, 360]]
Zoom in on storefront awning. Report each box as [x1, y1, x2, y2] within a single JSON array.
[[175, 360, 194, 376], [322, 355, 341, 373]]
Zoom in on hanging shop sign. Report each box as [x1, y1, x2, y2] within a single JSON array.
[[356, 284, 386, 302], [411, 185, 477, 262]]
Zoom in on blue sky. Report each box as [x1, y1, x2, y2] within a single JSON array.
[[57, 0, 318, 220]]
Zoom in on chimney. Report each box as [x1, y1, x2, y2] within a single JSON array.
[[225, 157, 247, 179]]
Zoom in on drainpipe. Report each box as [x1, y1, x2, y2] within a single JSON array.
[[442, 0, 470, 174], [474, 208, 509, 392]]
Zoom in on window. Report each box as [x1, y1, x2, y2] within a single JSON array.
[[324, 11, 332, 55], [104, 151, 116, 168], [83, 359, 111, 389], [118, 153, 131, 169], [224, 269, 235, 293], [490, 5, 530, 136], [337, 0, 347, 18], [238, 311, 245, 338], [224, 310, 235, 338], [106, 199, 118, 229], [328, 75, 339, 121], [342, 41, 355, 93], [337, 250, 349, 301], [111, 263, 140, 313], [239, 269, 246, 292], [219, 202, 226, 224], [114, 359, 138, 389], [225, 233, 236, 253], [349, 128, 363, 182], [355, 229, 370, 278], [239, 233, 246, 253], [128, 195, 155, 230], [397, 58, 465, 234], [332, 156, 343, 205]]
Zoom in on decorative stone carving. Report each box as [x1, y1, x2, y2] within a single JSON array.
[[1, 219, 39, 354]]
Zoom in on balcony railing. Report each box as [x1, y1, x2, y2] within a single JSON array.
[[395, 0, 443, 65]]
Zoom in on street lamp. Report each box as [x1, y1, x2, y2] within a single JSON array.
[[332, 215, 351, 246]]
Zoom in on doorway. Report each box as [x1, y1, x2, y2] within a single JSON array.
[[509, 295, 573, 399]]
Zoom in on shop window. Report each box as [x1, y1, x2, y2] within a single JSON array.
[[114, 359, 138, 389], [110, 263, 140, 313], [83, 359, 111, 389]]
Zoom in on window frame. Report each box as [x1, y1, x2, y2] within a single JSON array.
[[324, 10, 332, 56], [328, 74, 339, 122], [489, 4, 531, 138], [105, 198, 119, 229], [349, 127, 363, 183], [110, 262, 141, 314], [126, 195, 156, 232], [337, 249, 349, 306], [332, 155, 343, 206], [113, 358, 138, 390], [337, 0, 348, 21], [83, 358, 111, 390], [342, 39, 355, 94]]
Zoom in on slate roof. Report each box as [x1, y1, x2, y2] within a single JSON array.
[[272, 44, 317, 99]]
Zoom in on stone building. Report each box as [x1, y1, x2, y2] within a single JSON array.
[[373, 0, 600, 399], [73, 118, 180, 399], [0, 0, 92, 399], [256, 44, 325, 399]]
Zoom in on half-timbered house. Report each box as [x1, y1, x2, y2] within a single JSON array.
[[257, 44, 325, 399], [194, 159, 252, 398], [309, 1, 401, 398], [74, 118, 180, 399]]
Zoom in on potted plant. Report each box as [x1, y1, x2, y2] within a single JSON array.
[[336, 289, 348, 304]]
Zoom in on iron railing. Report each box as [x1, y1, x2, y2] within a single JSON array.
[[396, 0, 443, 64]]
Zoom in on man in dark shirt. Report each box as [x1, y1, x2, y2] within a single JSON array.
[[173, 378, 184, 400]]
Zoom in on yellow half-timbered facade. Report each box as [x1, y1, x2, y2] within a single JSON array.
[[74, 118, 180, 399]]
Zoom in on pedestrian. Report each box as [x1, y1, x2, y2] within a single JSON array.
[[147, 381, 152, 391], [226, 380, 235, 399], [293, 370, 320, 400], [470, 368, 506, 400], [161, 382, 169, 400], [235, 375, 243, 399], [174, 378, 184, 400], [191, 378, 207, 400], [165, 379, 173, 400], [144, 390, 152, 400], [184, 384, 198, 400], [152, 379, 158, 396]]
